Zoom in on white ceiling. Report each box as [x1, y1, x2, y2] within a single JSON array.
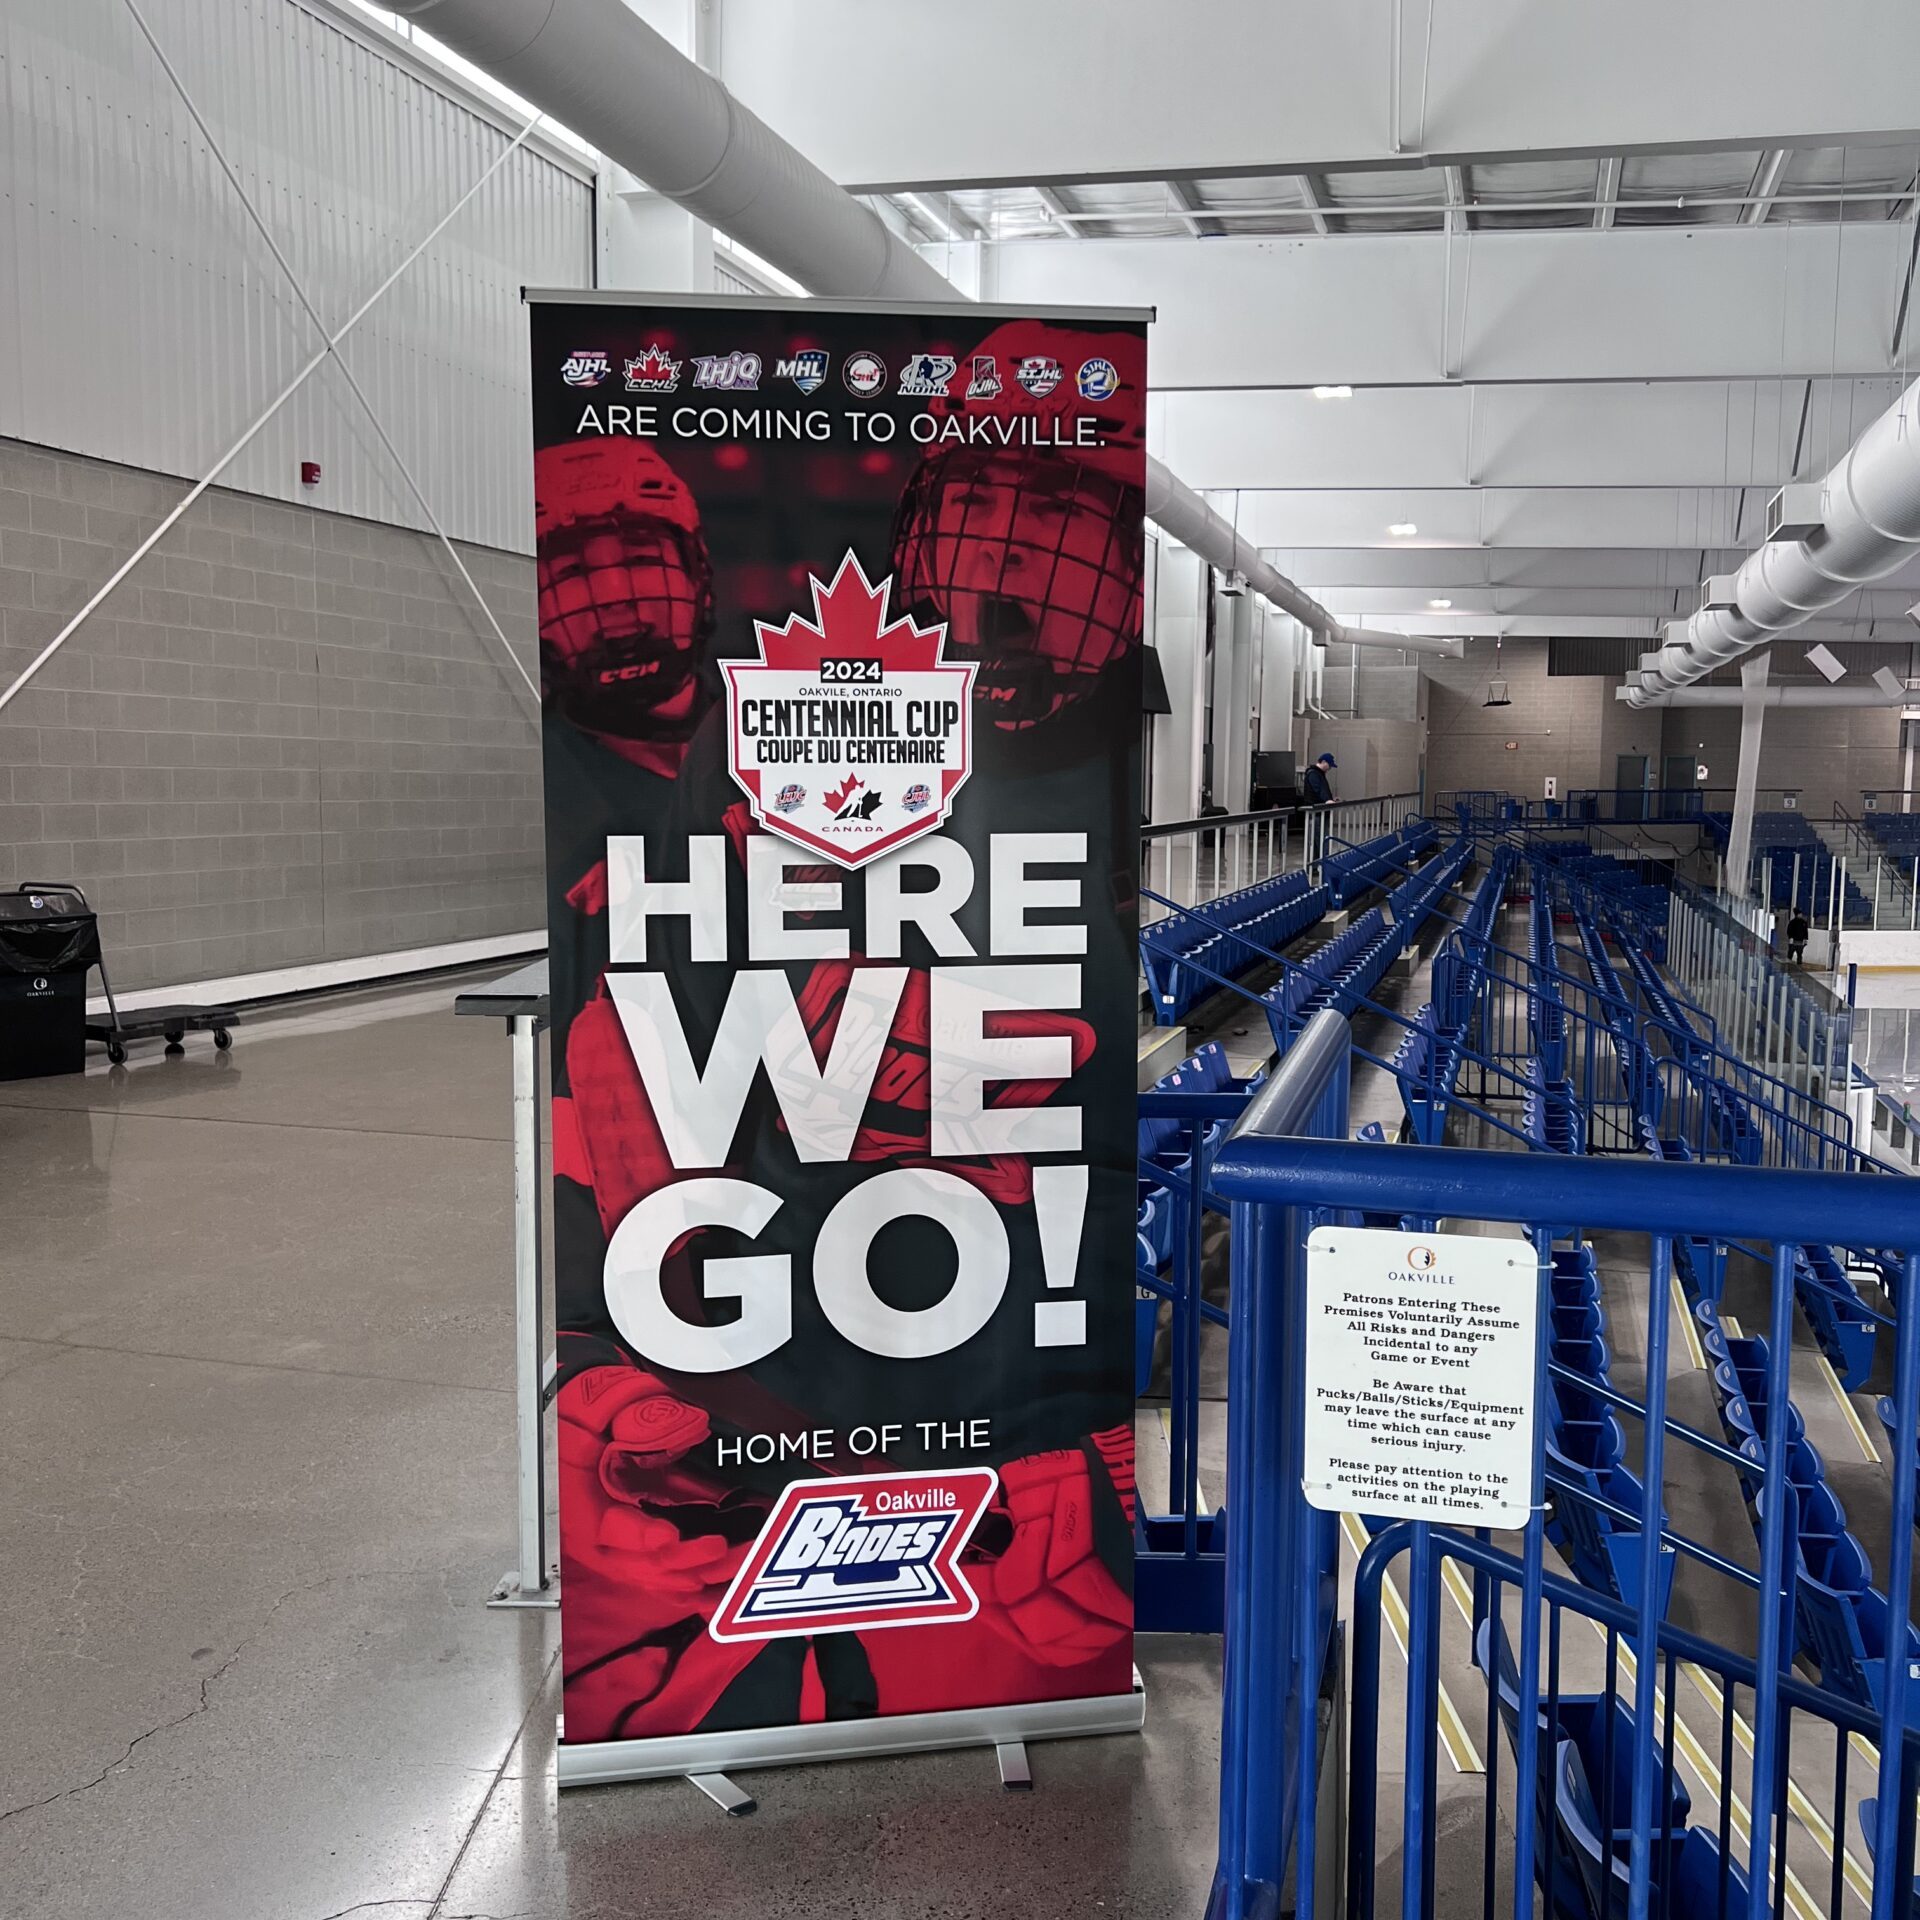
[[879, 144, 1920, 246]]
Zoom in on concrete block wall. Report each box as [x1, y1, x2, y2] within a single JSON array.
[[1659, 701, 1908, 819], [1423, 640, 1653, 807], [0, 437, 542, 992]]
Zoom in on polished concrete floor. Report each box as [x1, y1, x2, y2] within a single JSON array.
[[0, 978, 1222, 1920]]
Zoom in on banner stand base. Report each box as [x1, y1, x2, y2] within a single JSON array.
[[687, 1771, 756, 1816], [555, 1675, 1146, 1791]]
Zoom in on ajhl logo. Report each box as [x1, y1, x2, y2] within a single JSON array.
[[560, 349, 610, 388], [709, 1468, 998, 1641]]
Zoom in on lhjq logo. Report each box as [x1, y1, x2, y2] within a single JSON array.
[[709, 1469, 998, 1641]]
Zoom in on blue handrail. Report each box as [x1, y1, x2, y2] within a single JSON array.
[[1208, 1096, 1920, 1920]]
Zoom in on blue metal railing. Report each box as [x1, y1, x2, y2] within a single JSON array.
[[1205, 1035, 1920, 1920]]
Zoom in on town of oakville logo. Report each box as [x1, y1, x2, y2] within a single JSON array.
[[708, 1468, 998, 1642], [721, 552, 975, 870], [1408, 1245, 1436, 1269]]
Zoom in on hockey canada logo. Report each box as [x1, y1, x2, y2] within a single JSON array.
[[709, 1468, 998, 1641], [722, 551, 975, 869], [561, 349, 610, 388], [623, 345, 681, 392]]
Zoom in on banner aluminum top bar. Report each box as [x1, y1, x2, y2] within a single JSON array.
[[522, 287, 1155, 322]]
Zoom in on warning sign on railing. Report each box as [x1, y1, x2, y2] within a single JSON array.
[[1301, 1226, 1537, 1528]]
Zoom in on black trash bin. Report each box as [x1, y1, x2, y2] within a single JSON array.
[[0, 884, 103, 1080]]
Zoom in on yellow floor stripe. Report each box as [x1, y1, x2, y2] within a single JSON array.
[[1673, 1273, 1706, 1372], [1156, 1405, 1209, 1514], [1608, 1639, 1836, 1919], [1814, 1354, 1881, 1463], [1680, 1661, 1875, 1910], [1339, 1515, 1483, 1775]]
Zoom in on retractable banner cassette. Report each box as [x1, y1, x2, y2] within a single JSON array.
[[527, 293, 1147, 1781]]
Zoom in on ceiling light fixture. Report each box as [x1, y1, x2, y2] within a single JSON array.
[[1428, 598, 1453, 610], [1483, 635, 1512, 708], [1389, 522, 1418, 538], [1312, 384, 1353, 399]]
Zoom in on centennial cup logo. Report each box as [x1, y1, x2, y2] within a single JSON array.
[[722, 551, 975, 869], [709, 1468, 998, 1641]]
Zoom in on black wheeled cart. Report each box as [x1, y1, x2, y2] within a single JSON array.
[[0, 882, 237, 1073]]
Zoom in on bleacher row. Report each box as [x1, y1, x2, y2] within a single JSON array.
[[1462, 860, 1914, 1903], [1536, 857, 1918, 1734], [1134, 1039, 1251, 1391], [1138, 819, 1439, 1024], [1543, 1243, 1674, 1616], [1260, 834, 1474, 1049], [1523, 894, 1583, 1154], [1698, 808, 1873, 922], [1391, 847, 1511, 1144], [1684, 1261, 1920, 1721]]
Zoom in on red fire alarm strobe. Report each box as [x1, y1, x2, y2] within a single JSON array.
[[300, 461, 322, 486]]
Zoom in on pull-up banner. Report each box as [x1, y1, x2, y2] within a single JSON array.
[[526, 292, 1148, 1784]]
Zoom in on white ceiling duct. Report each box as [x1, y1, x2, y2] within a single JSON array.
[[1616, 683, 1912, 708], [393, 0, 1430, 653], [1626, 373, 1920, 707]]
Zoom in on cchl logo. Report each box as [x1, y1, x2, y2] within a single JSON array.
[[710, 1468, 998, 1641]]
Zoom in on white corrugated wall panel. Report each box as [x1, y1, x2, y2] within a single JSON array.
[[0, 0, 592, 554]]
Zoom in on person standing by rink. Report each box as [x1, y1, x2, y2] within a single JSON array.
[[1303, 752, 1338, 806], [1786, 907, 1811, 966]]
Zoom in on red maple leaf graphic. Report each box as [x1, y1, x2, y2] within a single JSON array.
[[752, 553, 947, 673], [825, 773, 862, 812], [626, 345, 679, 383]]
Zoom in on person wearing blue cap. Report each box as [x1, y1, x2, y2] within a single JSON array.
[[1303, 752, 1338, 806]]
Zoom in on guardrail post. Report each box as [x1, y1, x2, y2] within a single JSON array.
[[1870, 1248, 1920, 1919]]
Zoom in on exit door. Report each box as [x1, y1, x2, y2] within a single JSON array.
[[1662, 753, 1696, 820], [1614, 753, 1648, 823]]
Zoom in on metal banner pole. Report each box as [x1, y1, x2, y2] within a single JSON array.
[[491, 1012, 556, 1609]]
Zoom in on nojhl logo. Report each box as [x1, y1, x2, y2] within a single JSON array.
[[709, 1468, 998, 1641]]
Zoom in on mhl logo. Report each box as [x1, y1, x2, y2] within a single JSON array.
[[709, 1468, 998, 1641]]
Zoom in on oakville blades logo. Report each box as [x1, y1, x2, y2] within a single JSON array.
[[722, 552, 975, 869], [709, 1469, 998, 1641]]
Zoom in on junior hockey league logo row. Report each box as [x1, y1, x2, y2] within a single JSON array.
[[559, 345, 1121, 403]]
